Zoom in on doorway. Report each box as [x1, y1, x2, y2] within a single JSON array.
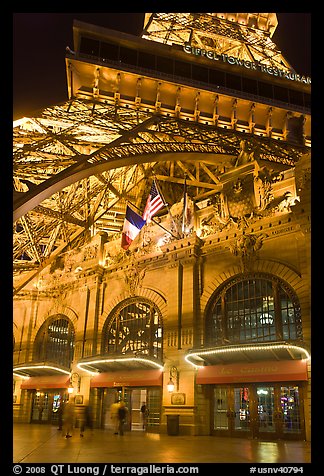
[[100, 387, 161, 432], [31, 390, 69, 424], [212, 383, 305, 440]]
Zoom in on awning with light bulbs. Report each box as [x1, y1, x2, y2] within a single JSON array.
[[185, 341, 310, 368], [77, 353, 164, 374]]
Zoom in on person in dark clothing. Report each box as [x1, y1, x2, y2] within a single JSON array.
[[57, 401, 65, 430], [62, 399, 75, 438], [80, 405, 93, 437], [140, 403, 149, 430], [117, 401, 128, 436]]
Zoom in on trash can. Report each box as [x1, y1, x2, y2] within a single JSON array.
[[167, 414, 179, 435]]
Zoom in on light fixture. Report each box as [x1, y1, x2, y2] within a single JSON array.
[[77, 356, 164, 375], [13, 365, 71, 376], [185, 343, 311, 368], [167, 365, 179, 393], [167, 378, 175, 393]]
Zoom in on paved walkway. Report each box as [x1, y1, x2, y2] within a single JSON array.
[[13, 424, 311, 464]]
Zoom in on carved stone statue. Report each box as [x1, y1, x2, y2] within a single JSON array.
[[229, 232, 268, 271], [124, 265, 146, 296]]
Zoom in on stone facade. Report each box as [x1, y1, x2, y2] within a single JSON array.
[[13, 153, 311, 438], [13, 13, 311, 441]]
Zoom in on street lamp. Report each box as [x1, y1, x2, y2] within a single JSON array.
[[167, 366, 179, 393]]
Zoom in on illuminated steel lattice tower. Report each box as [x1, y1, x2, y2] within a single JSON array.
[[13, 13, 310, 295], [142, 13, 289, 70]]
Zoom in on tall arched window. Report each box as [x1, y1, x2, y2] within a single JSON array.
[[102, 298, 163, 361], [205, 274, 302, 346], [34, 315, 75, 368]]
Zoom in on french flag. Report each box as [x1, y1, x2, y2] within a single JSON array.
[[121, 205, 146, 250]]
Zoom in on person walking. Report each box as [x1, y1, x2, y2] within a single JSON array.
[[110, 401, 120, 434], [117, 401, 128, 436], [57, 400, 65, 431], [140, 402, 149, 431], [62, 398, 75, 438], [80, 404, 93, 437]]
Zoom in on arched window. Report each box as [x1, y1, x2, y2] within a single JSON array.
[[205, 274, 302, 346], [102, 298, 163, 360], [34, 315, 75, 368]]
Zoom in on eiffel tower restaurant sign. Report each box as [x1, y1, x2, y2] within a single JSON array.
[[183, 44, 311, 85]]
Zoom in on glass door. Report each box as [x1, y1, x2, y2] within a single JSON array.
[[279, 385, 304, 439], [211, 383, 305, 440], [102, 388, 118, 430], [31, 391, 52, 423], [130, 389, 146, 431], [213, 387, 229, 434], [146, 388, 161, 431], [212, 386, 253, 437], [232, 386, 251, 435], [255, 386, 275, 438]]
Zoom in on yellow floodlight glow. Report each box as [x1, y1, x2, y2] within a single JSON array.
[[13, 365, 71, 376], [75, 364, 98, 377], [13, 117, 28, 128], [185, 343, 311, 368], [13, 372, 30, 380], [77, 357, 164, 375]]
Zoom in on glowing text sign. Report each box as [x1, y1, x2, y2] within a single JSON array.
[[183, 45, 311, 85]]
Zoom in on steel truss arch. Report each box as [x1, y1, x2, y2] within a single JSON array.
[[13, 98, 306, 294]]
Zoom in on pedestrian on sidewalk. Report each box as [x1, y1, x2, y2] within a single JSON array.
[[140, 402, 149, 431], [57, 400, 65, 431], [62, 398, 75, 438], [80, 404, 93, 437], [117, 401, 128, 436], [110, 400, 120, 434]]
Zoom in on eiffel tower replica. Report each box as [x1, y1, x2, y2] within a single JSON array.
[[13, 13, 310, 294]]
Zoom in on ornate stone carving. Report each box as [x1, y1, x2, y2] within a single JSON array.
[[229, 232, 268, 271], [234, 140, 256, 167], [124, 264, 146, 296]]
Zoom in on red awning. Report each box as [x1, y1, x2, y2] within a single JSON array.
[[20, 375, 70, 389], [90, 369, 163, 388], [196, 360, 308, 385]]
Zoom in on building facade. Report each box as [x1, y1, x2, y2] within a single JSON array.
[[13, 13, 311, 441]]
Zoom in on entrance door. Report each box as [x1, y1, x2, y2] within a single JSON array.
[[31, 390, 68, 424], [100, 387, 161, 432], [212, 383, 304, 439], [212, 386, 252, 436], [279, 385, 304, 439], [232, 386, 251, 436], [31, 391, 51, 423], [255, 386, 276, 438]]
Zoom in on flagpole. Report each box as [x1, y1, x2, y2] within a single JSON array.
[[153, 176, 180, 239], [182, 174, 187, 237], [126, 200, 178, 240]]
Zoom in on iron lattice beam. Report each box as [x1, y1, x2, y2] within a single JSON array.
[[143, 13, 290, 71], [13, 98, 306, 293]]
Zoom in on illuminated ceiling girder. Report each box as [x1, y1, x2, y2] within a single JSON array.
[[13, 96, 306, 294], [14, 130, 299, 222]]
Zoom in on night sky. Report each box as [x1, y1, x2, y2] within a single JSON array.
[[13, 13, 311, 121]]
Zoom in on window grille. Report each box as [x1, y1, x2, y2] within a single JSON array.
[[34, 315, 75, 368], [102, 298, 163, 360], [205, 274, 302, 345]]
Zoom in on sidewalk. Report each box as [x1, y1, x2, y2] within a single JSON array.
[[13, 424, 311, 464]]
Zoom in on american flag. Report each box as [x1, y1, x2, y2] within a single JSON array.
[[142, 180, 165, 223]]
